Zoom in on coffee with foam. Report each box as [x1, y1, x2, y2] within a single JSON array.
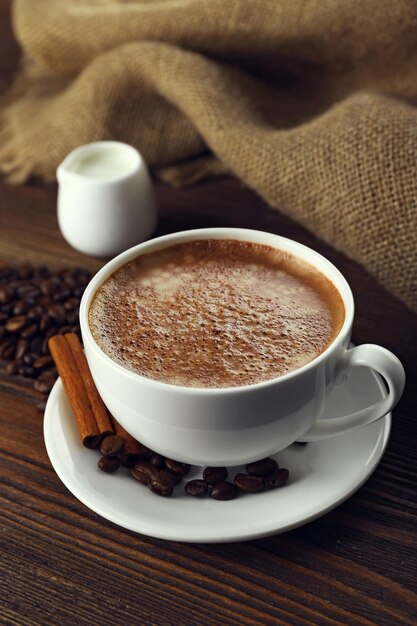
[[89, 239, 345, 388]]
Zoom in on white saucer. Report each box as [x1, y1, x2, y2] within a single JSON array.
[[44, 367, 391, 543]]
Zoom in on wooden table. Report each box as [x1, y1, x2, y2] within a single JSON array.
[[1, 4, 416, 625]]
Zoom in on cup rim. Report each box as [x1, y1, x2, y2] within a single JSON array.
[[80, 227, 354, 395], [56, 141, 143, 185]]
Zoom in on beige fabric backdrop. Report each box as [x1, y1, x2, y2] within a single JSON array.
[[1, 0, 416, 310]]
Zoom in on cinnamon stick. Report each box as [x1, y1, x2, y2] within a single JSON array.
[[64, 333, 113, 438], [48, 334, 113, 448]]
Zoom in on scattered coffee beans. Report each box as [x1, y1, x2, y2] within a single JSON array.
[[130, 466, 150, 485], [97, 430, 291, 500], [0, 264, 91, 405], [185, 479, 209, 497], [246, 457, 278, 477], [210, 481, 238, 501], [234, 473, 264, 493], [148, 478, 173, 498], [164, 458, 191, 476], [99, 435, 124, 458], [131, 461, 159, 482], [149, 453, 165, 469], [264, 468, 289, 489], [98, 455, 120, 474], [159, 469, 182, 488], [202, 466, 228, 485]]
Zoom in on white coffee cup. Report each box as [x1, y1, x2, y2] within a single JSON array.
[[79, 228, 405, 465], [57, 141, 157, 257]]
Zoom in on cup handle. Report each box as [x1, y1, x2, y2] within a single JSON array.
[[298, 344, 405, 441]]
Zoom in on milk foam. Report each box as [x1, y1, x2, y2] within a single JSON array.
[[89, 240, 345, 388]]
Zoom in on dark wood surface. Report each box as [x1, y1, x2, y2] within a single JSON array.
[[1, 3, 416, 625]]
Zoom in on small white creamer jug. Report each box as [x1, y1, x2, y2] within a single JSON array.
[[57, 141, 157, 257]]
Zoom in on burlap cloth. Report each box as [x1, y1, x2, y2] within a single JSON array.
[[1, 0, 416, 311]]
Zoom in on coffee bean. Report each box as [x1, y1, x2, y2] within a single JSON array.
[[2, 344, 16, 360], [39, 278, 56, 296], [159, 469, 181, 487], [18, 365, 36, 378], [73, 286, 85, 297], [5, 360, 19, 375], [43, 362, 56, 379], [57, 285, 71, 298], [20, 323, 38, 340], [66, 311, 79, 325], [5, 315, 28, 333], [0, 326, 5, 340], [47, 304, 66, 325], [28, 305, 44, 321], [148, 479, 173, 497], [234, 473, 264, 493], [164, 458, 191, 475], [23, 353, 37, 365], [100, 435, 124, 458], [202, 466, 228, 485], [41, 339, 50, 356], [98, 456, 120, 473], [38, 367, 57, 382], [131, 461, 159, 482], [13, 299, 33, 316], [15, 338, 29, 360], [246, 457, 279, 477], [16, 285, 40, 299], [64, 297, 80, 310], [33, 378, 54, 393], [57, 325, 72, 335], [52, 288, 69, 302], [33, 355, 53, 371], [62, 274, 76, 288], [0, 341, 10, 358], [210, 481, 237, 501], [150, 453, 165, 469], [36, 399, 47, 412], [0, 286, 12, 304], [264, 468, 289, 489], [130, 467, 149, 485], [39, 314, 52, 333], [30, 336, 43, 355], [185, 479, 209, 497]]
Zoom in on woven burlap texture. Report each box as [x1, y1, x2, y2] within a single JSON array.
[[1, 0, 416, 311]]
